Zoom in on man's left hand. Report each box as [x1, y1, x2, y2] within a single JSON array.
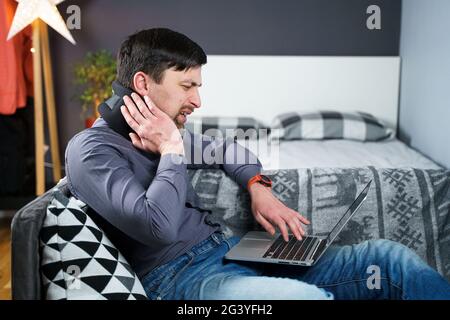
[[248, 183, 310, 242]]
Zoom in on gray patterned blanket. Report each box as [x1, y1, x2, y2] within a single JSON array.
[[188, 167, 450, 281]]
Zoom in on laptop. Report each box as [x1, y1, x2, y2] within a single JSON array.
[[225, 180, 372, 266]]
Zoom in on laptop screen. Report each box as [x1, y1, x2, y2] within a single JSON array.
[[326, 180, 372, 245]]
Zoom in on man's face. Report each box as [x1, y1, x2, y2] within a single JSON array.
[[146, 67, 202, 128]]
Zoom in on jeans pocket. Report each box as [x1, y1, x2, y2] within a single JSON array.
[[223, 236, 241, 250], [142, 255, 194, 300]]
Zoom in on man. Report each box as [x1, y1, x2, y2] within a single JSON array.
[[66, 28, 450, 300]]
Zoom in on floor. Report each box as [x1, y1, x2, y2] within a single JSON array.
[[0, 216, 12, 300]]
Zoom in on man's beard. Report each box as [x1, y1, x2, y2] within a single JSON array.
[[174, 108, 191, 129], [174, 116, 185, 129]]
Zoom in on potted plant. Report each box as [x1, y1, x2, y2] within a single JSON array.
[[74, 50, 116, 128]]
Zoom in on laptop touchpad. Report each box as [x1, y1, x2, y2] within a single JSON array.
[[240, 239, 272, 249]]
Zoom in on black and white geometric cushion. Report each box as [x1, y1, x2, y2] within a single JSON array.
[[39, 189, 148, 300]]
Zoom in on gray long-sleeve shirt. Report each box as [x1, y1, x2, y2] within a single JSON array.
[[65, 118, 261, 278]]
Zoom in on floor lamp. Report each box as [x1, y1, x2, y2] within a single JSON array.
[[7, 0, 76, 196], [32, 19, 61, 195]]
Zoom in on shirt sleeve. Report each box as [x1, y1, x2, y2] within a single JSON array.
[[65, 136, 187, 246], [183, 130, 262, 189]]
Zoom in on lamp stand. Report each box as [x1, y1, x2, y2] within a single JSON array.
[[32, 19, 61, 195]]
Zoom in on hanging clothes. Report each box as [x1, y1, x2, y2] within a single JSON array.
[[0, 0, 33, 115]]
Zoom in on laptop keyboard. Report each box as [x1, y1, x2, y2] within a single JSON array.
[[262, 235, 319, 262]]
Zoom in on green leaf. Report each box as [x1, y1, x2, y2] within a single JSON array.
[[73, 50, 117, 118]]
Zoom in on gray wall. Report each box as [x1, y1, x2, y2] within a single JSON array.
[[50, 0, 401, 170], [399, 0, 450, 168]]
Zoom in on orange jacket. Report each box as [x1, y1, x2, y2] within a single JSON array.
[[0, 0, 33, 115]]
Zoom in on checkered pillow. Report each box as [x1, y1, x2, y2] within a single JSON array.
[[185, 116, 268, 139], [271, 111, 394, 141], [39, 189, 148, 300]]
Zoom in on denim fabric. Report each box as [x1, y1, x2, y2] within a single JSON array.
[[141, 232, 450, 300]]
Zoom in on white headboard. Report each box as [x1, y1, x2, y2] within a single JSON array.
[[198, 55, 401, 130]]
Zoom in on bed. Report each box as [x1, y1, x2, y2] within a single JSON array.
[[238, 138, 442, 170], [188, 55, 440, 169], [188, 55, 441, 170]]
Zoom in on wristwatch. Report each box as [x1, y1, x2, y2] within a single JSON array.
[[247, 174, 272, 190]]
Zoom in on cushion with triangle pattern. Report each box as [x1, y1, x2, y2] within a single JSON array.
[[39, 188, 148, 300]]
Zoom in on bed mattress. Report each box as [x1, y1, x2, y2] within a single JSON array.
[[237, 138, 441, 170]]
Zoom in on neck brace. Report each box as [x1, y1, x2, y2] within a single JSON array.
[[98, 81, 140, 140]]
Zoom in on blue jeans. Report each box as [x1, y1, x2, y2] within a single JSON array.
[[141, 231, 450, 300]]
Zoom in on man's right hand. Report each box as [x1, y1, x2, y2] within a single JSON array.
[[120, 93, 184, 156]]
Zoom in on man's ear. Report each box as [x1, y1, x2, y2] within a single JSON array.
[[132, 71, 152, 96]]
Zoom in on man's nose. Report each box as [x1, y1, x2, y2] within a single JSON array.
[[190, 88, 201, 109]]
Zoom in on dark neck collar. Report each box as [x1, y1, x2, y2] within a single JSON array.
[[98, 81, 136, 140], [97, 81, 160, 161]]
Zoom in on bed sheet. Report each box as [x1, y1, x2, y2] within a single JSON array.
[[237, 138, 441, 170]]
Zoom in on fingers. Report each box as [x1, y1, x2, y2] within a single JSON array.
[[130, 93, 156, 119], [275, 218, 290, 242], [296, 212, 311, 225], [278, 210, 309, 241], [144, 95, 165, 118], [291, 218, 305, 240], [291, 211, 310, 238], [287, 207, 310, 225], [143, 95, 156, 115], [285, 215, 302, 241], [297, 219, 306, 237], [129, 133, 144, 150], [256, 212, 306, 242], [289, 210, 310, 237], [256, 212, 296, 242], [122, 95, 147, 129], [120, 103, 140, 132], [254, 213, 276, 236]]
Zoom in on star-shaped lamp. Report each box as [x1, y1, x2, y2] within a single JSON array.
[[5, 0, 72, 194], [7, 0, 75, 44]]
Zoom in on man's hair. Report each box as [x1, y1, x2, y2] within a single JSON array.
[[116, 28, 207, 88]]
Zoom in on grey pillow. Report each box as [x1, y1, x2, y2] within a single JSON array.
[[271, 111, 394, 141]]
